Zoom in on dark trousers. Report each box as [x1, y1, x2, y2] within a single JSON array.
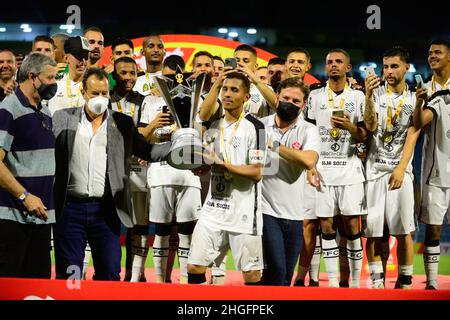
[[54, 199, 121, 281], [261, 214, 303, 286], [0, 219, 51, 278]]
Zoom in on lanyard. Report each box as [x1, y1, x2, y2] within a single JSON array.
[[327, 82, 349, 110], [66, 78, 82, 107], [220, 111, 245, 164], [431, 76, 450, 94], [116, 99, 136, 118], [386, 86, 406, 131]]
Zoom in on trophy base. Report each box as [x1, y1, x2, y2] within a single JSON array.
[[167, 128, 205, 170]]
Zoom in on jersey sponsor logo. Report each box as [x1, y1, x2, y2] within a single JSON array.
[[292, 141, 301, 150], [320, 104, 327, 110], [384, 144, 394, 152], [251, 94, 261, 103], [331, 143, 340, 152], [345, 102, 355, 113], [249, 150, 265, 164], [402, 104, 413, 115], [446, 130, 450, 139], [231, 136, 241, 149]]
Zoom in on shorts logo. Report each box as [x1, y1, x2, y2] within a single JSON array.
[[292, 141, 301, 150]]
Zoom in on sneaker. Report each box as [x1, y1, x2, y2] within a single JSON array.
[[309, 280, 319, 287], [328, 279, 339, 288], [372, 281, 385, 289], [294, 279, 305, 287], [339, 281, 349, 288], [425, 281, 438, 290], [395, 281, 411, 289]]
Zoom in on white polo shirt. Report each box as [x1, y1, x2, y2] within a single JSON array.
[[67, 109, 108, 198], [243, 83, 268, 116], [133, 71, 162, 96], [201, 113, 266, 235], [365, 83, 416, 181], [48, 73, 85, 115], [261, 114, 320, 221], [139, 94, 201, 188], [421, 89, 450, 188], [305, 82, 366, 185]]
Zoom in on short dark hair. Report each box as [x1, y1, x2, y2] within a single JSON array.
[[234, 44, 257, 58], [287, 48, 311, 62], [327, 48, 351, 63], [213, 55, 224, 63], [83, 26, 103, 35], [114, 56, 136, 70], [429, 39, 450, 50], [33, 35, 55, 50], [0, 48, 15, 56], [277, 77, 310, 101], [163, 54, 185, 71], [383, 46, 410, 64], [224, 72, 250, 93], [143, 34, 162, 47], [257, 66, 268, 70], [112, 37, 134, 52], [193, 50, 214, 65], [268, 57, 286, 66], [82, 67, 108, 90]]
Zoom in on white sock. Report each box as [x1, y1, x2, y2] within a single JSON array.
[[82, 242, 92, 280], [153, 235, 170, 283], [368, 261, 384, 288], [309, 234, 322, 282], [322, 234, 339, 287], [130, 234, 149, 282], [178, 233, 192, 283], [212, 259, 227, 277], [398, 264, 413, 288], [347, 236, 363, 288], [424, 245, 440, 286]]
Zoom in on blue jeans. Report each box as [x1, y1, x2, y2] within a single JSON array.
[[54, 199, 121, 281], [261, 214, 303, 286]]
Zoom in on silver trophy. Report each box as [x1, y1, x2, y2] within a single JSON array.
[[154, 68, 206, 170]]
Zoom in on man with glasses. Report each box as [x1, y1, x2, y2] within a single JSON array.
[[0, 53, 57, 278]]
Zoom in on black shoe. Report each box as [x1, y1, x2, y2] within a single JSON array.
[[425, 284, 437, 290], [139, 275, 147, 282], [309, 280, 319, 287], [339, 281, 349, 288], [294, 279, 305, 287]]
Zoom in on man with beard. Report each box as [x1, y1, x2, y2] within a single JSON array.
[[48, 36, 90, 115], [304, 49, 367, 288], [364, 46, 420, 289], [139, 55, 201, 284], [134, 35, 165, 96], [110, 57, 164, 282], [414, 40, 450, 289], [0, 49, 17, 102], [83, 27, 105, 69]]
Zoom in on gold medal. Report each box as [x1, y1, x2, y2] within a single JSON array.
[[143, 83, 149, 92], [224, 170, 233, 181], [330, 127, 341, 140], [383, 131, 393, 144]]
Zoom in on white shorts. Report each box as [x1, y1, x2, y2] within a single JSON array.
[[363, 174, 415, 237], [301, 179, 319, 220], [132, 191, 150, 225], [149, 186, 201, 223], [129, 166, 148, 193], [315, 183, 366, 218], [188, 219, 264, 272], [420, 184, 450, 225]]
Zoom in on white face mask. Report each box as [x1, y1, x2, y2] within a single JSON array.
[[87, 95, 109, 116]]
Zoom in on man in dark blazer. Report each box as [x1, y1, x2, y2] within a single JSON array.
[[52, 67, 169, 281]]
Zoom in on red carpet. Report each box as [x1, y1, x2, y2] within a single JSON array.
[[1, 268, 449, 300]]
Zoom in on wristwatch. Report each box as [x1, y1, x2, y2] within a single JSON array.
[[18, 190, 30, 202], [269, 140, 280, 152]]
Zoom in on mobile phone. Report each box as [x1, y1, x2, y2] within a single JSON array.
[[415, 74, 424, 88], [365, 66, 376, 78], [332, 109, 345, 118], [225, 57, 237, 69], [162, 105, 168, 113]]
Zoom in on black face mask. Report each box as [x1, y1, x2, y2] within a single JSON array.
[[276, 101, 300, 122], [35, 75, 57, 100]]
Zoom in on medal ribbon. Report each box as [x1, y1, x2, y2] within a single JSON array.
[[220, 111, 245, 164], [431, 76, 450, 94], [66, 78, 83, 107], [327, 82, 349, 111], [116, 100, 136, 118], [386, 86, 406, 131]]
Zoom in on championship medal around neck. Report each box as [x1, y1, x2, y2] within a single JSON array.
[[382, 130, 394, 144], [330, 127, 341, 141]]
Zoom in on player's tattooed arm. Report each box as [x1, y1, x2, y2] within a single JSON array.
[[364, 74, 380, 132]]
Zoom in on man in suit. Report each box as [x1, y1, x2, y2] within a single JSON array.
[[52, 67, 169, 281]]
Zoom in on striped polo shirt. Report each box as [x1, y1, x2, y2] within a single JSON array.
[[0, 87, 56, 224]]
